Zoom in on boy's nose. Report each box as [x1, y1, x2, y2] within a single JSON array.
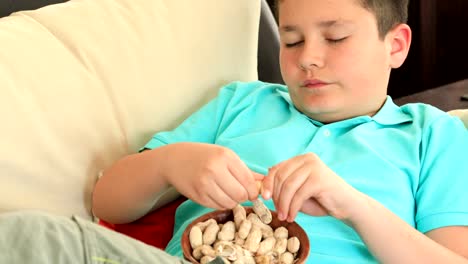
[[299, 62, 320, 71], [298, 42, 324, 70]]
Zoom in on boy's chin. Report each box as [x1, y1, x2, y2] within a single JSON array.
[[299, 107, 344, 122]]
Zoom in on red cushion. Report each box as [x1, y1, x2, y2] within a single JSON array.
[[99, 196, 187, 249]]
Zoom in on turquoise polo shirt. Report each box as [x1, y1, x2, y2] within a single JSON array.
[[143, 81, 468, 263]]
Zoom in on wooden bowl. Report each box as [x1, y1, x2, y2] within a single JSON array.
[[181, 207, 310, 263]]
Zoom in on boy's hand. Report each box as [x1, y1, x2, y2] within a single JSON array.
[[261, 153, 361, 223], [159, 142, 263, 210]]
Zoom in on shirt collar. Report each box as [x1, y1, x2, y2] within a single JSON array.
[[372, 96, 412, 125], [276, 87, 412, 126]]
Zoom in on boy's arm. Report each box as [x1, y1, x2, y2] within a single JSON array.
[[349, 115, 468, 262], [92, 142, 262, 224], [92, 147, 172, 224], [427, 227, 468, 259], [348, 194, 468, 263]]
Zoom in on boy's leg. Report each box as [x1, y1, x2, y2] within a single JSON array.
[[0, 210, 189, 264]]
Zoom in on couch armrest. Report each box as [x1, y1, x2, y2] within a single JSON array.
[[448, 109, 468, 128]]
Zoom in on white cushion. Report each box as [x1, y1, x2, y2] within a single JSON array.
[[0, 0, 260, 220]]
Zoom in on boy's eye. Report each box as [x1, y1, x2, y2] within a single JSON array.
[[326, 36, 348, 44], [285, 41, 303, 48]]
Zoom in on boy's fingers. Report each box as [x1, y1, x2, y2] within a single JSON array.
[[251, 171, 265, 181], [246, 171, 265, 200], [261, 168, 276, 200], [227, 159, 259, 201]]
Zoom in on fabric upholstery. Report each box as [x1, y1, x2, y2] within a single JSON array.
[[0, 0, 260, 220], [448, 109, 468, 128], [258, 0, 283, 84]]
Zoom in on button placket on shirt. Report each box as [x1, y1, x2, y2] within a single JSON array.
[[306, 126, 334, 156]]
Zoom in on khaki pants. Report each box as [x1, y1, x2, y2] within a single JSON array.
[[0, 210, 190, 264]]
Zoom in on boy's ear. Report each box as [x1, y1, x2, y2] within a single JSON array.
[[387, 23, 412, 69]]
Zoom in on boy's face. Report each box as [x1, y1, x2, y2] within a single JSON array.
[[278, 0, 393, 123]]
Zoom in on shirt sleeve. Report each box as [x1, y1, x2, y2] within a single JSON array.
[[415, 114, 468, 233], [141, 82, 238, 151]]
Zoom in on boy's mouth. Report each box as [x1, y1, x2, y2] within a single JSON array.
[[302, 79, 329, 89]]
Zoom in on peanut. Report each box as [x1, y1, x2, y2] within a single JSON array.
[[204, 245, 216, 256], [247, 213, 263, 226], [247, 213, 272, 238], [196, 218, 217, 232], [200, 256, 215, 264], [192, 245, 204, 260], [252, 199, 272, 224], [273, 237, 288, 255], [256, 236, 276, 256], [255, 181, 263, 193], [287, 236, 300, 254], [215, 243, 236, 260], [233, 255, 256, 264], [243, 226, 262, 253], [234, 233, 245, 246], [233, 244, 252, 258], [203, 222, 220, 245], [279, 251, 294, 264], [189, 225, 203, 249], [238, 219, 252, 240], [233, 204, 247, 229], [199, 245, 216, 258], [213, 240, 233, 252], [255, 255, 273, 264], [274, 226, 289, 239], [260, 224, 274, 239], [218, 221, 236, 241]]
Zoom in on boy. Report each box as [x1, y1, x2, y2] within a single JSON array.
[[93, 0, 468, 263]]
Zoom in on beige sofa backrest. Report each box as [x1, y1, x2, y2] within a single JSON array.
[[0, 0, 261, 220], [448, 109, 468, 128]]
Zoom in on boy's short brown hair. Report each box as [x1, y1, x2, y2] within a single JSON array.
[[274, 0, 409, 39]]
